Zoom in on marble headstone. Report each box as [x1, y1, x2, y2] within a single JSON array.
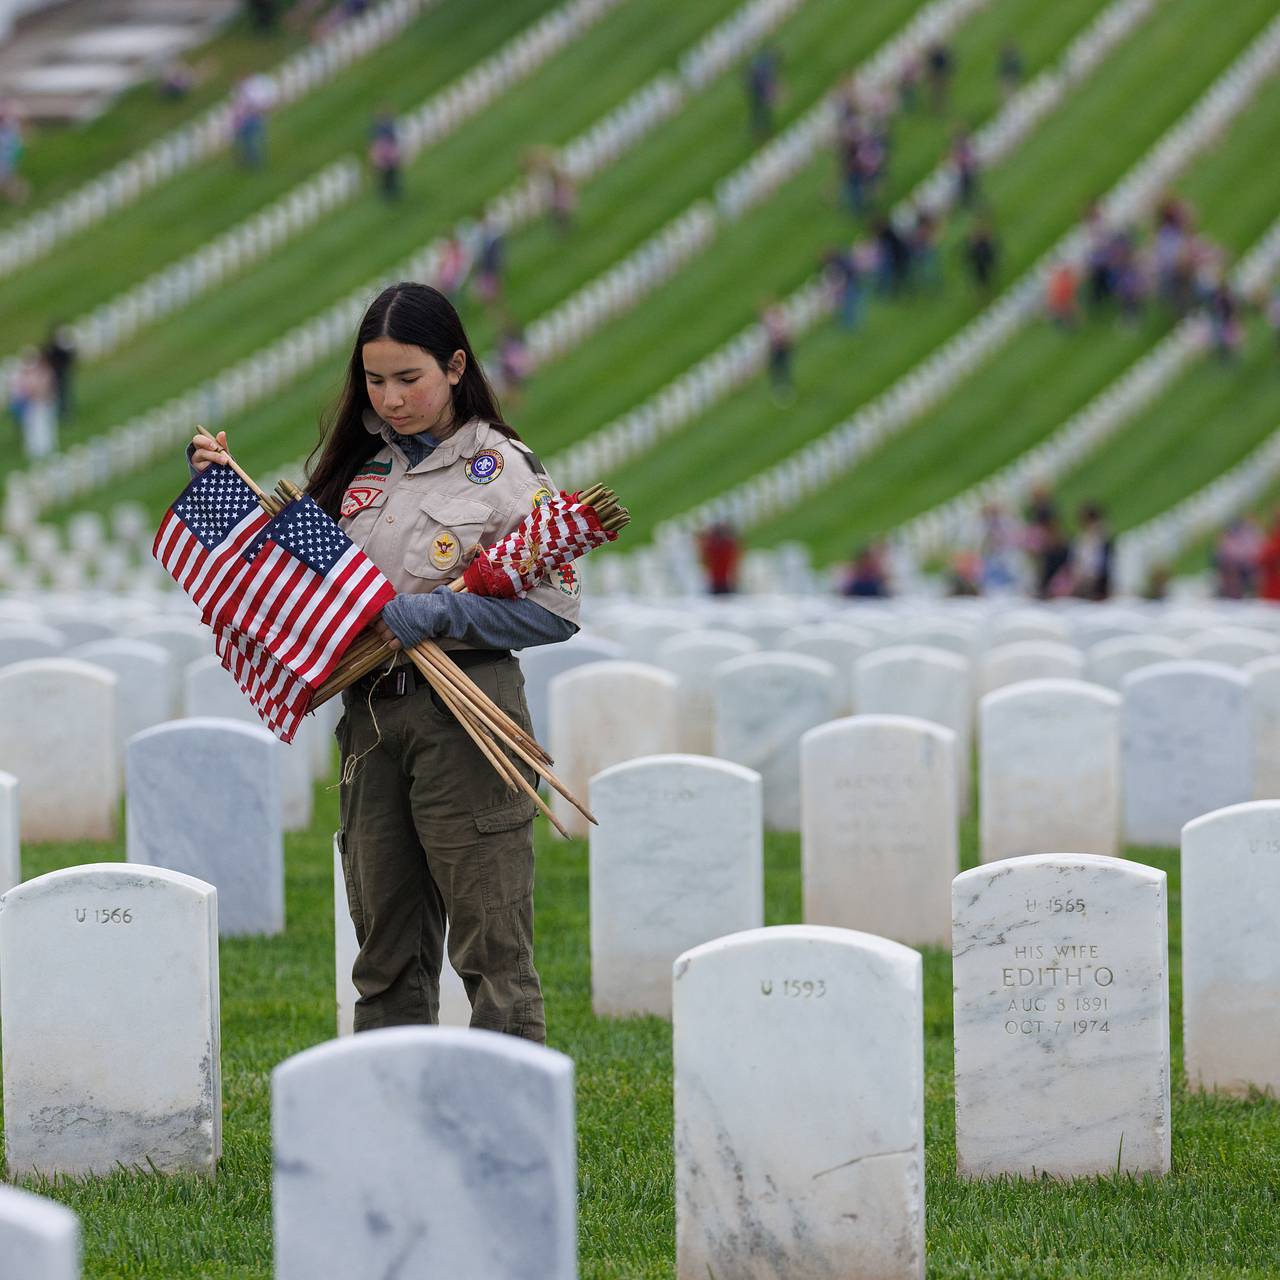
[[778, 623, 876, 714], [1122, 661, 1252, 847], [981, 640, 1084, 696], [1181, 801, 1280, 1095], [0, 622, 65, 667], [1244, 655, 1280, 799], [333, 834, 469, 1035], [714, 653, 838, 831], [0, 1185, 80, 1280], [0, 770, 17, 895], [0, 863, 221, 1177], [952, 854, 1170, 1178], [980, 680, 1121, 863], [73, 637, 177, 758], [1085, 635, 1187, 692], [856, 645, 972, 810], [273, 1027, 577, 1280], [516, 633, 623, 747], [549, 661, 678, 838], [654, 630, 758, 755], [1186, 627, 1279, 668], [590, 755, 763, 1017], [800, 715, 956, 947], [0, 658, 118, 842], [127, 719, 283, 936], [126, 617, 209, 669], [183, 654, 312, 832], [675, 926, 924, 1279]]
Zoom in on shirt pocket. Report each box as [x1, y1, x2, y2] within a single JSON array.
[[403, 493, 494, 585]]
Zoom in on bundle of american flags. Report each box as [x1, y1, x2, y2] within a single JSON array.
[[458, 483, 628, 598], [153, 463, 394, 742]]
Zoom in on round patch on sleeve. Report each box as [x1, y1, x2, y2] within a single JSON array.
[[464, 449, 504, 485], [428, 530, 461, 570]]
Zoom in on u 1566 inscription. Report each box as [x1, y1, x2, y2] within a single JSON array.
[[75, 907, 134, 924]]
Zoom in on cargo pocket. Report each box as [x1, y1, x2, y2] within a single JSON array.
[[336, 829, 366, 938], [474, 796, 537, 911]]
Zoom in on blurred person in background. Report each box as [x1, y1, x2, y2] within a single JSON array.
[[1214, 516, 1261, 598], [980, 501, 1023, 592], [1268, 285, 1280, 357], [368, 108, 403, 201], [0, 102, 27, 204], [246, 0, 279, 32], [232, 74, 276, 169], [926, 41, 954, 113], [9, 349, 57, 460], [1046, 260, 1079, 328], [1209, 281, 1242, 360], [549, 160, 577, 235], [946, 550, 982, 596], [1257, 512, 1280, 603], [998, 39, 1024, 100], [472, 211, 506, 308], [874, 214, 910, 294], [840, 543, 890, 597], [435, 232, 469, 298], [497, 324, 532, 404], [951, 127, 980, 209], [699, 522, 741, 594], [1036, 514, 1072, 598], [42, 324, 76, 421], [908, 207, 942, 291], [822, 243, 866, 330], [745, 44, 782, 138], [1072, 502, 1114, 600], [964, 215, 999, 291], [762, 300, 794, 404]]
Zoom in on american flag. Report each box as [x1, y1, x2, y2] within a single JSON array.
[[461, 490, 617, 597], [154, 468, 394, 742]]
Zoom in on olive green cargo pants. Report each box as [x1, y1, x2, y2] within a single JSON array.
[[335, 655, 545, 1042]]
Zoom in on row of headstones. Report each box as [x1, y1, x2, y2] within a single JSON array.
[[669, 10, 1280, 541], [0, 0, 432, 279], [545, 650, 1267, 844], [5, 832, 1269, 1278]]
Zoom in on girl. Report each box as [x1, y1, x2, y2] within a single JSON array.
[[191, 282, 579, 1041]]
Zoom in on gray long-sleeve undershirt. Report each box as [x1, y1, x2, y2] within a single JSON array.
[[382, 587, 577, 652]]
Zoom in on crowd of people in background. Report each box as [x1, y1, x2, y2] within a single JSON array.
[[6, 326, 75, 461], [1211, 514, 1280, 601]]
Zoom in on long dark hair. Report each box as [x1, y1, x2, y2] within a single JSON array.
[[306, 282, 513, 518]]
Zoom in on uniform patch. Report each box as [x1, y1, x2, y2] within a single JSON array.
[[464, 449, 504, 485], [552, 563, 580, 598], [354, 457, 394, 480], [429, 530, 461, 571], [340, 484, 384, 518], [531, 486, 554, 511]]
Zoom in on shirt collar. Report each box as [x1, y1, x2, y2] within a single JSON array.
[[361, 409, 486, 473]]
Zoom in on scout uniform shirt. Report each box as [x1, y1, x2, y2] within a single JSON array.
[[339, 412, 582, 648]]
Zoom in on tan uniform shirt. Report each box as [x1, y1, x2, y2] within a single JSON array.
[[338, 412, 582, 648]]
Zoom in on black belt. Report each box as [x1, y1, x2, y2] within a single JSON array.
[[350, 649, 510, 699]]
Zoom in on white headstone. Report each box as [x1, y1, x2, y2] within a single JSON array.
[[1122, 661, 1252, 846], [0, 1185, 80, 1280], [898, 617, 976, 660], [127, 617, 209, 669], [333, 834, 469, 1034], [1245, 655, 1280, 799], [714, 653, 837, 831], [952, 854, 1170, 1178], [183, 654, 312, 832], [549, 661, 678, 838], [0, 863, 221, 1177], [800, 715, 956, 948], [516, 633, 624, 748], [981, 640, 1084, 696], [988, 612, 1070, 647], [73, 638, 177, 755], [0, 659, 118, 842], [0, 622, 65, 667], [675, 926, 924, 1279], [1186, 626, 1279, 668], [1181, 801, 1280, 1095], [1085, 635, 1187, 692], [778, 622, 875, 714], [616, 612, 699, 663], [980, 680, 1121, 863], [590, 755, 762, 1017], [856, 645, 972, 810], [0, 770, 17, 895], [127, 719, 283, 936], [273, 1027, 577, 1280], [654, 630, 758, 755]]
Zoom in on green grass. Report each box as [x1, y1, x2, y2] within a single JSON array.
[[6, 775, 1278, 1277], [746, 62, 1280, 559], [55, 0, 1110, 524], [606, 0, 1280, 549]]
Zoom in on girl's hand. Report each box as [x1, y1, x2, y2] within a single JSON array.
[[191, 429, 229, 472], [373, 613, 403, 651]]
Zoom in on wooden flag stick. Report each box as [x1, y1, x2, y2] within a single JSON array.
[[404, 648, 575, 840]]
